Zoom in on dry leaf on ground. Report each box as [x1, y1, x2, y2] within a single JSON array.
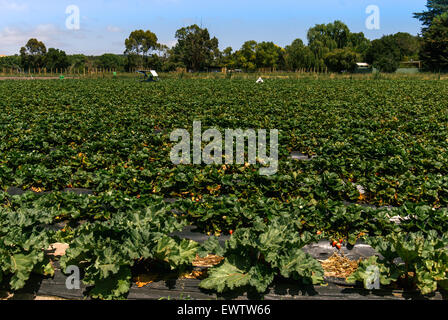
[[192, 254, 224, 268], [320, 253, 360, 278], [134, 274, 159, 288], [46, 243, 70, 256]]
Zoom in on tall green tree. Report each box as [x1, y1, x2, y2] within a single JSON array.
[[44, 48, 70, 71], [324, 48, 358, 73], [97, 54, 125, 70], [393, 32, 421, 61], [308, 40, 329, 70], [0, 55, 21, 70], [220, 47, 235, 68], [420, 12, 448, 71], [415, 1, 448, 70], [124, 30, 159, 69], [68, 54, 89, 72], [347, 32, 371, 60], [365, 33, 420, 71], [160, 47, 185, 72], [255, 42, 284, 69], [307, 20, 355, 70], [284, 39, 315, 70], [307, 20, 350, 50], [366, 35, 401, 73], [20, 38, 47, 70], [234, 40, 258, 71], [172, 24, 219, 72], [414, 0, 448, 32]]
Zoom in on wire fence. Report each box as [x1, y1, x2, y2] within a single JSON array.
[[0, 67, 445, 81]]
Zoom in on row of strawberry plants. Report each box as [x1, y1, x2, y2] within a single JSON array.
[[3, 190, 448, 241], [2, 79, 448, 206], [2, 201, 447, 298], [1, 190, 448, 298]]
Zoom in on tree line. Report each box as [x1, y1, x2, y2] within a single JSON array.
[[1, 0, 447, 73]]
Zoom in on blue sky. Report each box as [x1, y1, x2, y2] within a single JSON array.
[[0, 0, 427, 55]]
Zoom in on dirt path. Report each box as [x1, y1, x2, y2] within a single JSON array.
[[0, 76, 74, 80], [1, 291, 67, 300]]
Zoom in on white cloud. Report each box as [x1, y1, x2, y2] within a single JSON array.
[[0, 27, 33, 49], [34, 24, 64, 40], [107, 25, 122, 33], [0, 0, 27, 11], [162, 40, 177, 48], [0, 24, 89, 54], [0, 24, 60, 45]]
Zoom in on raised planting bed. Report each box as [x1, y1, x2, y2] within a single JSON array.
[[24, 270, 447, 301], [0, 226, 446, 300], [4, 247, 446, 301]]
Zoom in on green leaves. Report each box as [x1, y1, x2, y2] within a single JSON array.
[[275, 249, 324, 285], [197, 236, 225, 258], [349, 231, 448, 295], [200, 255, 251, 293], [88, 267, 132, 300], [154, 236, 199, 269], [173, 239, 200, 266], [1, 250, 54, 291], [60, 203, 198, 299], [0, 207, 54, 291], [6, 252, 43, 290], [347, 256, 398, 288], [247, 264, 276, 293], [200, 214, 324, 294]]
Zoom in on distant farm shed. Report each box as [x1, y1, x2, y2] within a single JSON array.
[[355, 62, 372, 74]]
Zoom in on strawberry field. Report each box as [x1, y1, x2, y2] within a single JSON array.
[[1, 78, 448, 299]]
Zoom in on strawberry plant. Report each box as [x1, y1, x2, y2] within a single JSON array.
[[348, 231, 448, 295], [59, 201, 199, 299], [0, 207, 55, 291], [346, 255, 399, 289], [199, 214, 324, 294]]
